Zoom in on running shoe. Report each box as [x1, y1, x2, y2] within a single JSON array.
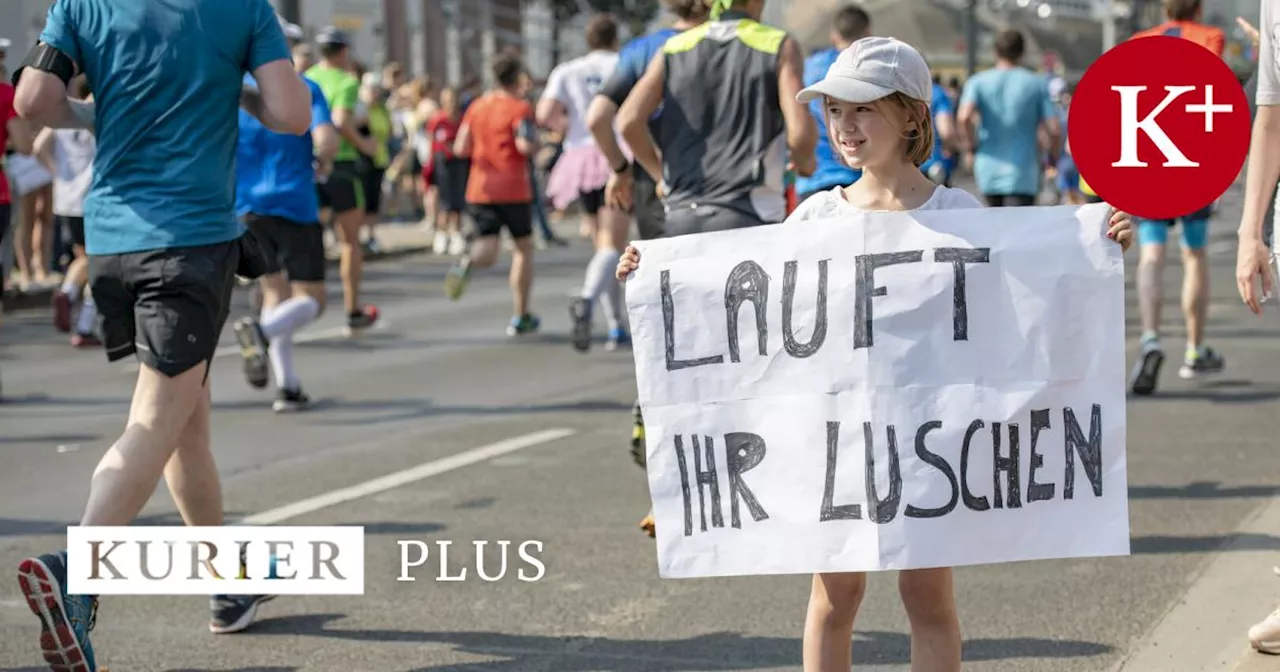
[[606, 328, 631, 352], [52, 291, 72, 333], [233, 317, 270, 389], [273, 388, 311, 414], [70, 332, 101, 349], [209, 594, 275, 634], [507, 314, 541, 337], [569, 298, 592, 352], [630, 400, 646, 469], [1178, 346, 1225, 380], [346, 306, 380, 333], [445, 259, 473, 301], [1129, 337, 1164, 396], [17, 550, 98, 671], [639, 512, 656, 539]]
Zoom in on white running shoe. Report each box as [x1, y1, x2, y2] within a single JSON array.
[[447, 232, 467, 256], [1250, 606, 1280, 654], [433, 231, 449, 254]]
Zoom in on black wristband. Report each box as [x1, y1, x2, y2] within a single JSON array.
[[612, 159, 629, 174], [13, 42, 76, 87]]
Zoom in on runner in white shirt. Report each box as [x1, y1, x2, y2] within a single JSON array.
[[536, 14, 631, 353], [41, 93, 100, 347]]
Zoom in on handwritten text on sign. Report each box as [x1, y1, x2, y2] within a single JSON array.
[[624, 204, 1130, 578]]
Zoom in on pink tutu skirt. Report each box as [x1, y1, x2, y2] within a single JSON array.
[[544, 144, 623, 212]]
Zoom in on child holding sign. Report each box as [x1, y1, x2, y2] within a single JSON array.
[[617, 36, 1133, 672]]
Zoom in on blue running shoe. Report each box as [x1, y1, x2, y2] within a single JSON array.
[[17, 550, 98, 672], [606, 328, 631, 352]]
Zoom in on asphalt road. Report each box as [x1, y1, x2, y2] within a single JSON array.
[[3, 183, 1280, 671]]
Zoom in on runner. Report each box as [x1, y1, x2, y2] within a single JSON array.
[[443, 51, 541, 337], [617, 36, 1133, 671], [40, 74, 98, 347], [232, 26, 339, 413], [1127, 0, 1226, 395], [615, 0, 816, 535], [921, 73, 958, 187], [11, 0, 311, 664], [0, 73, 34, 400], [306, 28, 381, 336], [585, 0, 710, 534], [795, 4, 871, 202], [616, 0, 816, 235], [536, 14, 629, 353], [956, 28, 1060, 207], [357, 73, 393, 253], [426, 86, 469, 255]]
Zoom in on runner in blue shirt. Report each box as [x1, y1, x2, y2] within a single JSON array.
[[11, 0, 312, 664], [795, 5, 872, 202], [921, 80, 958, 186], [232, 27, 340, 415]]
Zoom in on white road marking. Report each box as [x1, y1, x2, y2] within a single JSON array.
[[237, 428, 576, 525]]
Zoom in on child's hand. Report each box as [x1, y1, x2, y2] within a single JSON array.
[[1106, 209, 1134, 253], [617, 245, 641, 281]]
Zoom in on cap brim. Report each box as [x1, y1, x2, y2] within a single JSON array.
[[797, 78, 896, 105]]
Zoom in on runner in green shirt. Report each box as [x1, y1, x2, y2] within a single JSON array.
[[307, 28, 380, 333]]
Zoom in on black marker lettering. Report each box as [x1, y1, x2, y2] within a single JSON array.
[[961, 419, 991, 511], [1064, 404, 1104, 498], [782, 260, 829, 358], [662, 270, 724, 371], [691, 434, 724, 531], [724, 432, 770, 528], [725, 261, 770, 363], [992, 422, 1022, 509], [906, 420, 959, 518], [820, 421, 862, 521], [1027, 409, 1056, 502], [933, 247, 991, 341], [854, 251, 924, 349], [864, 422, 903, 524]]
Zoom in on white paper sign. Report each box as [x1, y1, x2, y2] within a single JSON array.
[[625, 203, 1130, 579]]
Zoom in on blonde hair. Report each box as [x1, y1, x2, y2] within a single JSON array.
[[827, 92, 934, 167]]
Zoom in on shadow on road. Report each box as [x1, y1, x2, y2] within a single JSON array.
[[1131, 533, 1280, 554], [161, 668, 299, 672], [243, 614, 1110, 669], [225, 397, 630, 426], [0, 432, 101, 445], [0, 512, 246, 538], [1130, 481, 1280, 499], [1126, 379, 1280, 404]]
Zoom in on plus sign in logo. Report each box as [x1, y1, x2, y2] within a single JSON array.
[[1069, 36, 1251, 220]]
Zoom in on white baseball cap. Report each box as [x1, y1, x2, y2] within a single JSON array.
[[797, 37, 933, 105]]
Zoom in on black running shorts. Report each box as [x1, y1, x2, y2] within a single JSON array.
[[242, 214, 327, 283], [631, 164, 665, 240], [580, 187, 606, 216], [89, 239, 240, 379], [317, 161, 364, 214], [469, 202, 533, 240], [57, 215, 86, 248]]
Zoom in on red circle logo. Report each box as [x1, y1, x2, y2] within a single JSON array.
[[1069, 36, 1250, 220]]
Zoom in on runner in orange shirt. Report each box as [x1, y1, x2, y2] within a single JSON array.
[[1130, 0, 1224, 55], [444, 51, 542, 337]]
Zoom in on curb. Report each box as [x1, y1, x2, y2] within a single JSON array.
[[1, 244, 433, 314]]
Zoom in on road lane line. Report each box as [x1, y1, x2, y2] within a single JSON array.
[[237, 428, 576, 525]]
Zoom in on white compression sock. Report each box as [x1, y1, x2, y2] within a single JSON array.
[[269, 335, 299, 390], [600, 275, 624, 331], [581, 248, 621, 305], [260, 296, 320, 341], [75, 292, 97, 334], [61, 280, 80, 301]]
